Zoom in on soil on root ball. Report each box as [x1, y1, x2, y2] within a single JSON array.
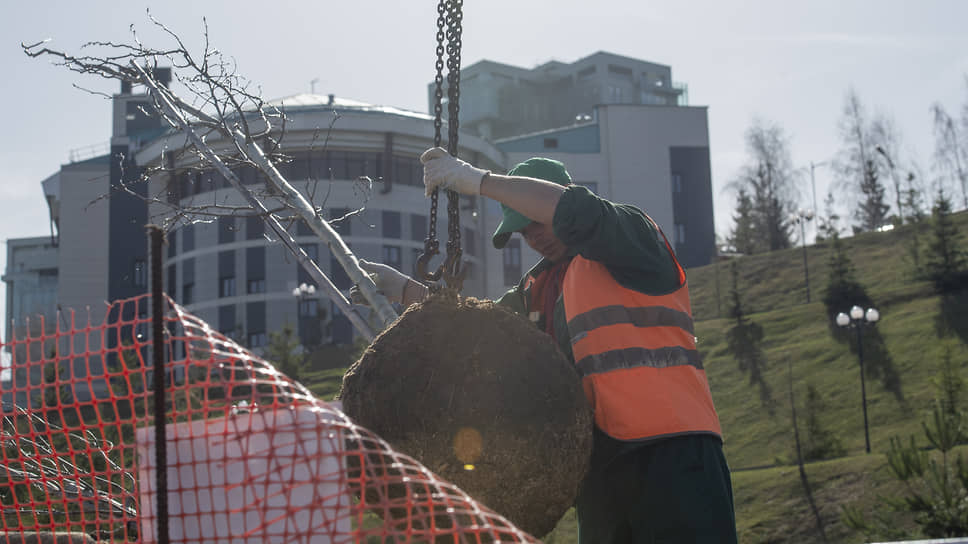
[[339, 292, 594, 538]]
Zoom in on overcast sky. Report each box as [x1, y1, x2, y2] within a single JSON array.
[[2, 0, 967, 330]]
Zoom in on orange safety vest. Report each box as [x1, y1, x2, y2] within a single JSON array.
[[562, 253, 722, 442]]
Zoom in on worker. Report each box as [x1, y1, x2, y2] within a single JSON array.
[[360, 147, 738, 543]]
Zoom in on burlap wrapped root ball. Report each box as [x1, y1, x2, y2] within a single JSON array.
[[339, 293, 594, 538]]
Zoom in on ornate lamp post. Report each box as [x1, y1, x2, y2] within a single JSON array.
[[790, 209, 815, 303], [836, 305, 880, 454]]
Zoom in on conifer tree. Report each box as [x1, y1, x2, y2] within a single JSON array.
[[843, 347, 968, 539], [822, 231, 871, 320], [802, 384, 846, 461], [923, 189, 968, 293], [725, 262, 773, 411], [265, 323, 304, 380], [856, 158, 891, 231], [727, 188, 759, 254], [816, 191, 841, 242]]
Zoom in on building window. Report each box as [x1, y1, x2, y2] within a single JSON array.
[[330, 254, 351, 290], [167, 265, 176, 298], [608, 85, 623, 103], [410, 214, 427, 242], [168, 230, 177, 258], [182, 224, 195, 252], [543, 138, 558, 149], [330, 302, 353, 345], [133, 259, 147, 288], [247, 279, 265, 294], [218, 216, 236, 244], [463, 228, 476, 257], [503, 239, 522, 286], [246, 246, 266, 294], [382, 210, 402, 239], [182, 258, 195, 305], [246, 215, 263, 240], [297, 217, 314, 236], [675, 223, 686, 245], [299, 299, 319, 318], [182, 283, 194, 305], [411, 248, 423, 274], [248, 331, 267, 349], [218, 304, 237, 338], [246, 301, 266, 347], [672, 173, 682, 193], [298, 244, 319, 285], [219, 277, 236, 298], [382, 245, 402, 271]]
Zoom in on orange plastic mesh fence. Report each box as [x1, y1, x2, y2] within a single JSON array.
[[0, 294, 538, 543]]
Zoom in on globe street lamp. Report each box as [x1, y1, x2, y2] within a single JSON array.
[[790, 209, 815, 303], [836, 305, 881, 454]]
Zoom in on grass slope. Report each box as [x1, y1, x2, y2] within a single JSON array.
[[298, 212, 968, 543]]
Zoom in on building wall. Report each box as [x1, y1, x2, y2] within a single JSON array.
[[497, 104, 715, 283], [143, 100, 504, 350], [448, 52, 685, 141], [57, 158, 111, 316], [2, 236, 59, 343]]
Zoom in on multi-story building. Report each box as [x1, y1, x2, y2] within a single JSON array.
[[436, 51, 687, 141], [2, 236, 59, 346], [492, 104, 716, 269], [455, 51, 715, 271], [138, 93, 503, 349], [6, 49, 714, 360]]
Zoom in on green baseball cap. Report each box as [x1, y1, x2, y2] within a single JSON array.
[[492, 157, 573, 249]]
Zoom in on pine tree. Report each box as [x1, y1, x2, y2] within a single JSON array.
[[855, 158, 891, 231], [729, 119, 798, 253], [724, 262, 773, 411], [727, 188, 759, 254], [265, 323, 304, 380], [816, 191, 841, 242], [822, 231, 871, 319], [802, 384, 846, 461], [749, 164, 794, 251], [923, 189, 968, 293], [843, 347, 968, 539]]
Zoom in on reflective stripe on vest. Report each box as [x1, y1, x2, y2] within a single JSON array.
[[563, 254, 722, 441]]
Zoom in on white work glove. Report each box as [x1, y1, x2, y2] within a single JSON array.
[[420, 147, 489, 197], [357, 259, 413, 304]]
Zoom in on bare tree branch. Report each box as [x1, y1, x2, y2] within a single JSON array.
[[24, 13, 400, 340]]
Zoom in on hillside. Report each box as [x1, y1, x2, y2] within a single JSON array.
[[302, 210, 968, 543]]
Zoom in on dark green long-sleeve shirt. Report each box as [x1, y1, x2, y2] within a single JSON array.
[[497, 185, 681, 359]]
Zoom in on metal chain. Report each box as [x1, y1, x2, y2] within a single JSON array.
[[442, 0, 464, 289], [417, 0, 448, 281], [417, 0, 465, 290]]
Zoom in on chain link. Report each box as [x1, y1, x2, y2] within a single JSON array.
[[417, 0, 465, 290]]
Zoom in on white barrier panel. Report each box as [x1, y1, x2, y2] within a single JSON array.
[[137, 404, 351, 544]]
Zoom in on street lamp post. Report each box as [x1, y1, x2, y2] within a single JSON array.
[[292, 282, 317, 353], [790, 209, 814, 303], [836, 305, 881, 454]]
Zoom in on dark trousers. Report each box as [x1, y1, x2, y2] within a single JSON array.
[[576, 431, 738, 543]]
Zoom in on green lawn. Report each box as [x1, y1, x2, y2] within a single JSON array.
[[294, 211, 968, 543]]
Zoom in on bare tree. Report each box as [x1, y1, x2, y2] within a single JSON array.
[[729, 118, 799, 252], [834, 89, 893, 232], [23, 13, 398, 341], [931, 102, 968, 210], [871, 114, 907, 224]]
